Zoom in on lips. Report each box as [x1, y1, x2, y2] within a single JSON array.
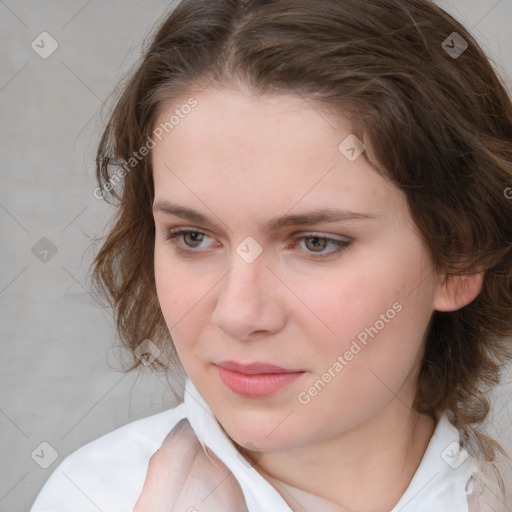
[[215, 360, 306, 397], [216, 360, 303, 374]]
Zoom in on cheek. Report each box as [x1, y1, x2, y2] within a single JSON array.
[[154, 249, 179, 322], [154, 248, 197, 340], [154, 246, 216, 359], [154, 244, 206, 315], [289, 261, 403, 353], [295, 278, 428, 438], [293, 246, 434, 379]]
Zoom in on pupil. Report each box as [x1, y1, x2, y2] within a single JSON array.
[[186, 232, 202, 246], [308, 236, 325, 251]]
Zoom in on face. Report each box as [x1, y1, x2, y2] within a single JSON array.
[[151, 86, 446, 453]]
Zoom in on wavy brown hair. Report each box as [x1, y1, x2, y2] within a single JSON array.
[[91, 0, 512, 485]]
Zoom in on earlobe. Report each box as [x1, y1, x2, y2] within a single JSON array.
[[434, 269, 485, 312]]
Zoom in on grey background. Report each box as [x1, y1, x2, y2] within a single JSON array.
[[1, 1, 511, 511]]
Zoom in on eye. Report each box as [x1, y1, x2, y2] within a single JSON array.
[[162, 227, 351, 259], [292, 233, 351, 258], [163, 227, 217, 253]]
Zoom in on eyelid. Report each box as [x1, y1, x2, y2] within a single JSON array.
[[291, 231, 351, 243], [162, 227, 350, 243]]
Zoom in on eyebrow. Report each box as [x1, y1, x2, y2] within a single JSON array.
[[153, 200, 379, 231]]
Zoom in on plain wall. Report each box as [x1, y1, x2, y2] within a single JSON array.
[[1, 1, 511, 510]]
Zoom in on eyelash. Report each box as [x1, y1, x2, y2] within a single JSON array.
[[163, 227, 351, 259]]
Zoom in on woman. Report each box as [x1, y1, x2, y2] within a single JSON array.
[[31, 0, 512, 510]]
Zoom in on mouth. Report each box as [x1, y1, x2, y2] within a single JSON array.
[[215, 360, 306, 398]]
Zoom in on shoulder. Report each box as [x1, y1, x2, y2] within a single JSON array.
[[30, 403, 186, 512]]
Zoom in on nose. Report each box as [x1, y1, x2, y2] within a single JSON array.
[[210, 252, 287, 341]]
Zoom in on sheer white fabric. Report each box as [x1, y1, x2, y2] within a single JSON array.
[[133, 418, 248, 511], [466, 459, 512, 512]]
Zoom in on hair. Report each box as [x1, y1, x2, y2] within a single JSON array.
[[91, 0, 512, 490]]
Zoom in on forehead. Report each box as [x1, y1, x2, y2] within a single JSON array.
[[153, 86, 349, 156], [150, 87, 408, 227]]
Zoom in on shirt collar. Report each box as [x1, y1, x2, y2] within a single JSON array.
[[390, 410, 478, 512]]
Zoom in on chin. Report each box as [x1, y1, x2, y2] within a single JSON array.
[[218, 413, 306, 453]]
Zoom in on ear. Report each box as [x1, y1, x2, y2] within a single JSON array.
[[434, 269, 485, 312]]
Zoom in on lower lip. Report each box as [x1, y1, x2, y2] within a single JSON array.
[[216, 366, 304, 398]]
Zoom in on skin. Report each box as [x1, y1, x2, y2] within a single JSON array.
[[145, 85, 483, 512]]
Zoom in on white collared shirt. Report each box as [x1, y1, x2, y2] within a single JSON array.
[[30, 378, 510, 512]]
